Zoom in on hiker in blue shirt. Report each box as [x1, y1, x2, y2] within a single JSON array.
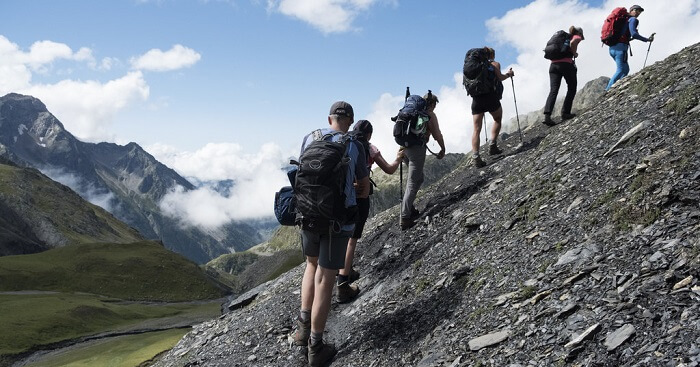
[[606, 5, 655, 91], [292, 101, 370, 367]]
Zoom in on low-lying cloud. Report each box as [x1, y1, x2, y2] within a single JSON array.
[[151, 142, 292, 228], [40, 167, 115, 212]]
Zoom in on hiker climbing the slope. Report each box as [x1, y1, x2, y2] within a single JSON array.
[[397, 91, 446, 230], [542, 26, 585, 126], [463, 46, 514, 168], [292, 101, 369, 366], [336, 119, 404, 302], [604, 5, 655, 91]]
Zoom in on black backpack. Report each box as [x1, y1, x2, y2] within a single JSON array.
[[294, 130, 358, 233], [544, 30, 573, 60], [392, 95, 429, 147], [462, 48, 497, 96]]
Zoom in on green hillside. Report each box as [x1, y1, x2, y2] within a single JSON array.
[[0, 241, 226, 301], [0, 162, 143, 256]]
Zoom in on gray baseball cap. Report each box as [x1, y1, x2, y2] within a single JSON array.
[[630, 5, 644, 12]]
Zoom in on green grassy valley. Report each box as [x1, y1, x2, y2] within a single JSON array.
[[0, 241, 228, 366]]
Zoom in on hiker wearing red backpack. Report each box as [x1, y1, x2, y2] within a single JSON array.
[[603, 5, 655, 91], [543, 26, 585, 126]]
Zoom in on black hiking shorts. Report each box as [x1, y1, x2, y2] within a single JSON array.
[[471, 92, 501, 115], [351, 197, 371, 239], [301, 229, 352, 269]]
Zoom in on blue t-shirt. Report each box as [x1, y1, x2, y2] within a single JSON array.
[[300, 128, 368, 231]]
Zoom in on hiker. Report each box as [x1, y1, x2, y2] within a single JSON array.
[[337, 119, 404, 300], [467, 47, 514, 168], [400, 91, 446, 230], [292, 101, 370, 366], [543, 26, 585, 126], [605, 5, 655, 91]]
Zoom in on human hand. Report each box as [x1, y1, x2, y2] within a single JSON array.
[[574, 52, 579, 58], [396, 148, 405, 161], [437, 149, 445, 159], [508, 68, 514, 78], [649, 32, 655, 42]]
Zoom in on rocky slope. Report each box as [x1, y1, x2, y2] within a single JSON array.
[[0, 160, 143, 255], [0, 94, 261, 263], [154, 43, 700, 366]]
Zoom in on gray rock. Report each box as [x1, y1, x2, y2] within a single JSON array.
[[468, 329, 511, 351], [604, 324, 636, 351]]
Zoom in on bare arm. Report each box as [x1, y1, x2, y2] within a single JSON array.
[[491, 61, 514, 81], [570, 37, 582, 57], [374, 148, 404, 174]]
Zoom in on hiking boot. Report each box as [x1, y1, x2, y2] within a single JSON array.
[[348, 268, 360, 283], [337, 282, 360, 303], [410, 208, 420, 220], [542, 114, 556, 126], [293, 317, 311, 346], [561, 112, 576, 120], [308, 340, 337, 367], [488, 143, 503, 156], [473, 155, 486, 168], [400, 217, 417, 230]]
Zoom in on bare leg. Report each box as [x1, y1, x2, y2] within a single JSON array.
[[301, 256, 318, 311], [489, 107, 503, 143], [310, 266, 338, 334], [471, 113, 484, 153], [338, 237, 357, 277]]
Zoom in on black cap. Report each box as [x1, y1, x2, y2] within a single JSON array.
[[353, 119, 373, 135], [630, 5, 644, 11], [329, 101, 354, 118]]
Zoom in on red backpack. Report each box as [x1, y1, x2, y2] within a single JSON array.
[[601, 7, 630, 46]]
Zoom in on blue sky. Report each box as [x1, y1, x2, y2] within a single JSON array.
[[1, 0, 699, 226]]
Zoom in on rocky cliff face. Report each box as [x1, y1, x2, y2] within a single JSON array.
[[154, 43, 700, 366], [0, 94, 261, 263]]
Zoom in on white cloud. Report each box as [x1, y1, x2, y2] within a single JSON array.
[[367, 0, 700, 154], [130, 44, 201, 72], [267, 0, 392, 34], [23, 71, 150, 143], [152, 142, 292, 227]]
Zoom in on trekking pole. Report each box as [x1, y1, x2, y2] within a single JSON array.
[[643, 33, 655, 69], [482, 115, 488, 145], [510, 77, 523, 143]]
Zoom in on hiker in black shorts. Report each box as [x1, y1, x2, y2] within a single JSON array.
[[292, 101, 370, 366], [337, 119, 404, 302], [470, 47, 514, 168]]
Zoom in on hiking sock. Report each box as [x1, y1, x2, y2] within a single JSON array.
[[337, 275, 349, 286], [299, 309, 311, 323], [310, 332, 323, 347]]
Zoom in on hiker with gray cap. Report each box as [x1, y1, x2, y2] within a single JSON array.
[[605, 4, 655, 91], [292, 101, 370, 366], [542, 26, 585, 126]]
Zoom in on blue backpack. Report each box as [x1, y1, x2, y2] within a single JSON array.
[[273, 167, 298, 226], [392, 95, 429, 147]]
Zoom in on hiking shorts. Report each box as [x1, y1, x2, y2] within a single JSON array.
[[351, 197, 371, 239], [471, 92, 501, 115], [301, 229, 352, 269]]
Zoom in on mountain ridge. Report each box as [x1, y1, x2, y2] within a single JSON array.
[[0, 94, 261, 262], [153, 42, 700, 366]]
